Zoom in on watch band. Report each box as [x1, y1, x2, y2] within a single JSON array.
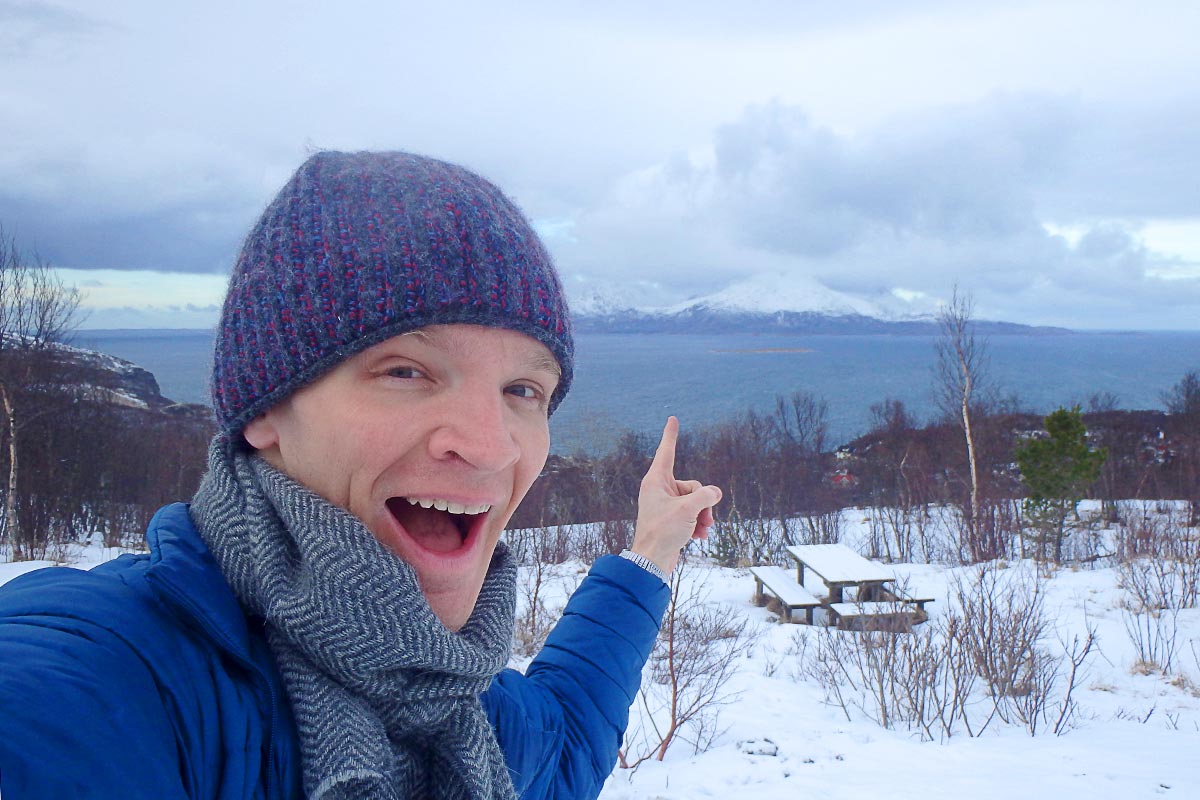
[[618, 549, 670, 585]]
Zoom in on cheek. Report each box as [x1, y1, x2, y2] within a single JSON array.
[[287, 420, 379, 506], [515, 427, 551, 497]]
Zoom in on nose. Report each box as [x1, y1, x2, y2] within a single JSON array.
[[427, 386, 521, 472]]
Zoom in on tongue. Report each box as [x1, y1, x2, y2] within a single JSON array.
[[388, 501, 464, 554]]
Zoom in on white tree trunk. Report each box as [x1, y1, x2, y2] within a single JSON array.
[[958, 349, 980, 539], [1, 383, 19, 555]]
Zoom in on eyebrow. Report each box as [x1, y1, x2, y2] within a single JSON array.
[[402, 328, 562, 377], [526, 351, 563, 379]]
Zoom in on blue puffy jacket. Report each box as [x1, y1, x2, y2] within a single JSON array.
[[0, 504, 668, 799]]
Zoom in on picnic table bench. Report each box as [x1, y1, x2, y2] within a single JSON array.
[[749, 565, 823, 624], [826, 601, 929, 631], [875, 586, 936, 612]]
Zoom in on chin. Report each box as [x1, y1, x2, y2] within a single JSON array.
[[426, 593, 478, 632]]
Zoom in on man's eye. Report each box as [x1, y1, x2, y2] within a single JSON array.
[[506, 384, 540, 400], [387, 366, 424, 379]]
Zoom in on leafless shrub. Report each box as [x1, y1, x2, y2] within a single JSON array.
[[621, 557, 758, 768], [805, 563, 1094, 739], [709, 510, 792, 567], [1114, 705, 1157, 724], [805, 612, 983, 741], [865, 503, 951, 564], [708, 510, 750, 567], [1119, 561, 1183, 675], [505, 525, 586, 659], [760, 627, 811, 679], [511, 558, 580, 659], [953, 564, 1094, 735], [954, 565, 1047, 703], [566, 518, 631, 564], [512, 557, 555, 658], [866, 505, 913, 563], [1051, 629, 1097, 735], [597, 518, 632, 560], [505, 524, 562, 565], [907, 505, 959, 564], [1115, 504, 1199, 675], [1115, 501, 1200, 572], [1058, 510, 1109, 566], [797, 509, 842, 546]]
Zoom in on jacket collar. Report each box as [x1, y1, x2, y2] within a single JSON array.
[[144, 502, 257, 664]]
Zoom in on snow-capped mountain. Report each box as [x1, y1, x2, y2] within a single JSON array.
[[570, 274, 1057, 335], [569, 281, 666, 316], [662, 273, 886, 318]]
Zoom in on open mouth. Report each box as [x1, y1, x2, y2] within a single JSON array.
[[385, 496, 492, 555]]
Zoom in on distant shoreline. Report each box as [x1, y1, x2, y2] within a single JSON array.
[[710, 347, 814, 354], [72, 326, 1200, 336]]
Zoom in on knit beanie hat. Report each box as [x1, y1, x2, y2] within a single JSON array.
[[212, 150, 573, 435]]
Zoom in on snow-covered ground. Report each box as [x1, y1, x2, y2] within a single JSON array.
[[530, 504, 1200, 800], [591, 556, 1199, 800], [4, 505, 1198, 800]]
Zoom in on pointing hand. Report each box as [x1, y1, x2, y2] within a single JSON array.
[[630, 417, 723, 575]]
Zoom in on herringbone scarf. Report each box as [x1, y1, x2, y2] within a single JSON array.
[[190, 439, 518, 800]]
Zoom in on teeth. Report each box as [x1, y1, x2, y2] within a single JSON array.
[[404, 497, 492, 515]]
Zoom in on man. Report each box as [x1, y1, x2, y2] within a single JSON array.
[[0, 151, 722, 799]]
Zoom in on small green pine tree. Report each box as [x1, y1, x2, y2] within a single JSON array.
[[1015, 406, 1107, 563]]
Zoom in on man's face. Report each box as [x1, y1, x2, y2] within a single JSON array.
[[243, 324, 559, 631]]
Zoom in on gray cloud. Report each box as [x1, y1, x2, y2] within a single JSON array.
[[1, 1, 1197, 331], [560, 93, 1200, 328], [0, 186, 259, 272], [0, 1, 105, 57]]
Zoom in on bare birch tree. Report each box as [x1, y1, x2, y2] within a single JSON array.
[[0, 228, 82, 558], [935, 288, 994, 562]]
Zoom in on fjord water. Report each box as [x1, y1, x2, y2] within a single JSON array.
[[76, 329, 1200, 455]]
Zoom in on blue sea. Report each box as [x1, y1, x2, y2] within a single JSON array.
[[74, 329, 1200, 455]]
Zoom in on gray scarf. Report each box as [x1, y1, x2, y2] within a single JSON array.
[[190, 438, 518, 800]]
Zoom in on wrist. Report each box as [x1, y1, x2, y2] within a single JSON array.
[[619, 549, 670, 585]]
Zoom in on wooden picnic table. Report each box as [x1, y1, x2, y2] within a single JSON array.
[[749, 544, 935, 628], [784, 543, 895, 603]]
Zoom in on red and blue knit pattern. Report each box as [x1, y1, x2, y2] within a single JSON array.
[[212, 151, 573, 434]]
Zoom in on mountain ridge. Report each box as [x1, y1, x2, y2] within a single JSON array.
[[571, 276, 1068, 335]]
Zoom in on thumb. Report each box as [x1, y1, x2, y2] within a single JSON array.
[[680, 483, 722, 516]]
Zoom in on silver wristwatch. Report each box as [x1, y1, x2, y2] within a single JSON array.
[[618, 549, 669, 585]]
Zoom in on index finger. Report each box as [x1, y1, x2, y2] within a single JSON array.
[[649, 416, 679, 478]]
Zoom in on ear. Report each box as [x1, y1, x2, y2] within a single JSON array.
[[243, 412, 280, 450]]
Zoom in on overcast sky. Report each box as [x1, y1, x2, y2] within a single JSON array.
[[2, 0, 1198, 330]]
